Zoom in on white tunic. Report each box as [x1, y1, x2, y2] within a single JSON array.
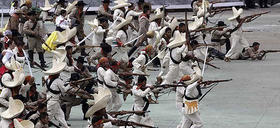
[[55, 15, 70, 30], [113, 30, 129, 62], [97, 67, 106, 87]]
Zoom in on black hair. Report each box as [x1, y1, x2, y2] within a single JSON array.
[[138, 75, 147, 83], [190, 40, 198, 47], [60, 10, 66, 15], [98, 17, 108, 24], [252, 42, 260, 47], [165, 27, 172, 33], [39, 112, 48, 120], [128, 2, 134, 8], [65, 45, 73, 50], [179, 23, 185, 28], [38, 103, 47, 111], [143, 4, 150, 13], [109, 60, 119, 66], [91, 115, 103, 125], [100, 42, 112, 53]]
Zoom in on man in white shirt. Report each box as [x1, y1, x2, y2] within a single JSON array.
[[55, 10, 71, 32]]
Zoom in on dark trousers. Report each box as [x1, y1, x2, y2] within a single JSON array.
[[259, 0, 268, 7], [208, 48, 225, 60]]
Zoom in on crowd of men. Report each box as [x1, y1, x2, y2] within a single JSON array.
[[0, 0, 273, 128]]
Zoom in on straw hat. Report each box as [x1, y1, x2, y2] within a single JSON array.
[[188, 17, 203, 31], [43, 59, 66, 75], [114, 16, 133, 31], [54, 27, 77, 44], [4, 56, 22, 71], [112, 0, 131, 10], [167, 31, 186, 48], [66, 0, 78, 14], [2, 69, 25, 88], [85, 87, 112, 118], [169, 18, 179, 31], [44, 47, 67, 75], [146, 31, 155, 38], [1, 97, 24, 119], [51, 46, 67, 62], [40, 0, 53, 11], [14, 119, 34, 128], [149, 8, 164, 22], [87, 19, 99, 31], [228, 7, 243, 21]]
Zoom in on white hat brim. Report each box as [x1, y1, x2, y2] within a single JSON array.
[[44, 61, 66, 75], [1, 98, 24, 119], [228, 7, 243, 21], [114, 16, 133, 31], [14, 119, 34, 128], [112, 3, 131, 10], [55, 27, 77, 44], [167, 31, 186, 48], [2, 70, 25, 88]]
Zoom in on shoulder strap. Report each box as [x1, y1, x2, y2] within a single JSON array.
[[184, 85, 202, 100], [46, 78, 61, 94], [31, 21, 38, 31], [143, 53, 149, 64], [169, 48, 181, 64]]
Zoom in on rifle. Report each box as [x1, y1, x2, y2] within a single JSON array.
[[108, 110, 150, 118], [209, 8, 232, 14], [118, 72, 149, 76], [33, 61, 46, 71], [187, 56, 220, 69], [190, 26, 226, 33], [101, 119, 156, 128], [262, 50, 280, 54], [243, 11, 270, 23], [199, 79, 232, 88], [65, 77, 96, 86]]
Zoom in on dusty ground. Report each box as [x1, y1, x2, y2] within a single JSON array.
[[10, 3, 280, 128]]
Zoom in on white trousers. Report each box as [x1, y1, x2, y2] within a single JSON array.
[[106, 90, 122, 112], [182, 111, 203, 128], [225, 35, 249, 58], [157, 53, 170, 78], [162, 64, 180, 84], [47, 100, 70, 128]]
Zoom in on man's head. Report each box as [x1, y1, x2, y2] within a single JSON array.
[[145, 45, 154, 56], [180, 75, 191, 81], [143, 3, 151, 15], [190, 40, 199, 50], [252, 42, 260, 51], [137, 75, 147, 89], [155, 18, 162, 25], [91, 115, 104, 128], [137, 0, 145, 10], [164, 27, 172, 39], [100, 42, 112, 55], [128, 3, 135, 10], [217, 21, 226, 31], [99, 17, 109, 29], [25, 0, 32, 8], [179, 23, 186, 33], [38, 103, 47, 113], [110, 61, 119, 73], [60, 9, 67, 17], [39, 112, 49, 125], [27, 11, 36, 21], [76, 1, 87, 10], [98, 57, 109, 68], [102, 0, 111, 7]]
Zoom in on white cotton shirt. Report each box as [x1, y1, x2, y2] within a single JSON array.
[[92, 26, 106, 46], [55, 15, 70, 30]]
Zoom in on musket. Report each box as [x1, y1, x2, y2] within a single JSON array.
[[262, 50, 280, 53], [243, 11, 270, 21], [65, 77, 96, 86], [209, 8, 232, 14], [101, 119, 156, 128], [33, 61, 47, 71], [177, 18, 195, 22], [74, 45, 100, 49], [199, 79, 232, 88], [190, 26, 226, 33], [187, 56, 220, 69], [118, 72, 149, 76], [108, 110, 150, 118]]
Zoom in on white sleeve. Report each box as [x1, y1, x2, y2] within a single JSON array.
[[132, 87, 151, 97], [186, 82, 199, 94], [132, 55, 145, 69], [96, 26, 106, 34], [57, 79, 71, 93], [104, 71, 118, 87]]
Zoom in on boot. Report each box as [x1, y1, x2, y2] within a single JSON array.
[[38, 52, 48, 68], [28, 50, 34, 68]]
